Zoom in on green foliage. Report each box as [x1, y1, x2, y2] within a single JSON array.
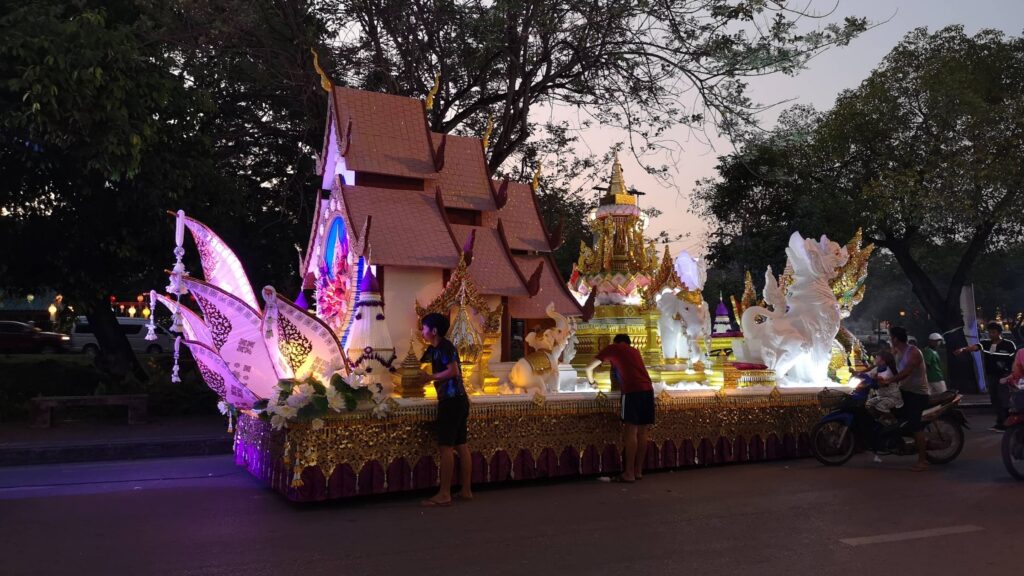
[[694, 26, 1024, 330], [0, 0, 332, 310], [333, 0, 866, 173]]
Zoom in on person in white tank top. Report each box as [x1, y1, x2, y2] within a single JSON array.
[[879, 327, 930, 471]]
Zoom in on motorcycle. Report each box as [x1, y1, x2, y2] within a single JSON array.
[[1001, 384, 1024, 480], [811, 372, 967, 466]]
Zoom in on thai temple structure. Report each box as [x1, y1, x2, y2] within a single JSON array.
[[299, 86, 582, 379]]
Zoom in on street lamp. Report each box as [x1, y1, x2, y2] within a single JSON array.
[[128, 306, 137, 318], [142, 307, 151, 319], [48, 304, 57, 322]]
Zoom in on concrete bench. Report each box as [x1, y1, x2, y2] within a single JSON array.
[[30, 394, 148, 428]]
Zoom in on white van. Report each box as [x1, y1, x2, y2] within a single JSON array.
[[70, 317, 174, 355]]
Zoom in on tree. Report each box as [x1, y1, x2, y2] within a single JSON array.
[[695, 105, 840, 297], [0, 0, 214, 380], [817, 26, 1024, 331], [696, 26, 1024, 332], [327, 0, 866, 172], [0, 0, 333, 379]]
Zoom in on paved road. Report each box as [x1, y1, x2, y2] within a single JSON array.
[[1, 414, 1020, 576]]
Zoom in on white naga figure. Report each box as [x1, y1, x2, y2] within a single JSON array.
[[508, 303, 573, 393], [738, 232, 849, 386], [657, 251, 712, 373]]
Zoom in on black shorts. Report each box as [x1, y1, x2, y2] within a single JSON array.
[[900, 390, 929, 432], [436, 395, 470, 446], [621, 390, 655, 425]]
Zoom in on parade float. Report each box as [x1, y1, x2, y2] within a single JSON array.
[[149, 72, 876, 502]]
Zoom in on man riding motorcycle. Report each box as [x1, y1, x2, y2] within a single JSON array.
[[880, 327, 931, 471]]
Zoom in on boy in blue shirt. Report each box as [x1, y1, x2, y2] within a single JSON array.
[[420, 312, 472, 506]]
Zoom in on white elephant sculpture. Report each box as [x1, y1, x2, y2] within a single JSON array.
[[658, 290, 712, 374], [508, 303, 572, 393], [656, 250, 712, 373], [737, 232, 849, 386], [656, 291, 687, 363]]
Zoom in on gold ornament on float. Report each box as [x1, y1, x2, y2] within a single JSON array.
[[425, 73, 441, 111], [830, 228, 875, 318]]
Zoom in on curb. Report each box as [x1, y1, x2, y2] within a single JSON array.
[[0, 435, 233, 467]]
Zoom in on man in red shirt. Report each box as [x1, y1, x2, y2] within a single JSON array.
[[585, 334, 654, 482]]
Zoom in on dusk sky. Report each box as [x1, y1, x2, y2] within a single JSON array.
[[571, 0, 1024, 257]]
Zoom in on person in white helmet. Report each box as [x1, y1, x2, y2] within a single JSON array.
[[922, 333, 947, 394]]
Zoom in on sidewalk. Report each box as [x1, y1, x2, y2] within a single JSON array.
[[0, 415, 233, 467]]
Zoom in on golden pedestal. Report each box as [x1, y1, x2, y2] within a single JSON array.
[[570, 304, 653, 371], [737, 369, 776, 387]]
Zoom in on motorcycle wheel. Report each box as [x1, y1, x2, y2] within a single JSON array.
[[811, 420, 855, 466], [1002, 425, 1024, 481], [924, 417, 964, 465]]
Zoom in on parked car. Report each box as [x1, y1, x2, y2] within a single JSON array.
[[70, 317, 173, 355], [0, 321, 70, 353]]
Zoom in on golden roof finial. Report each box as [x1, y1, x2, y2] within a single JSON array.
[[740, 270, 757, 310], [310, 48, 333, 92], [608, 150, 627, 197], [599, 149, 636, 207], [425, 72, 441, 111], [482, 114, 494, 152], [531, 161, 542, 192]]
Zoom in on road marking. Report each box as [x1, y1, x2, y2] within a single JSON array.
[[840, 525, 983, 546]]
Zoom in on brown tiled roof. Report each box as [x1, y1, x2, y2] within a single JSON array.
[[484, 180, 551, 252], [340, 185, 460, 268], [430, 133, 496, 211], [509, 254, 584, 318], [332, 87, 437, 179], [450, 224, 529, 297]]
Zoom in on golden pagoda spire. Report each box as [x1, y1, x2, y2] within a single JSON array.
[[601, 150, 636, 206], [608, 151, 627, 196], [531, 161, 542, 192]]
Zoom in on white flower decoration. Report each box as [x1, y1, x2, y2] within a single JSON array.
[[345, 370, 368, 389], [286, 383, 315, 409], [217, 401, 229, 415], [311, 418, 325, 430], [325, 386, 348, 412], [268, 403, 298, 420]]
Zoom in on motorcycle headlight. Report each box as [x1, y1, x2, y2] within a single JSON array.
[[61, 335, 70, 341]]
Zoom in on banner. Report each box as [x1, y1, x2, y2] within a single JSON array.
[[183, 340, 260, 408], [960, 284, 987, 392], [184, 216, 260, 311], [182, 276, 284, 399], [154, 293, 213, 347], [261, 286, 347, 383]]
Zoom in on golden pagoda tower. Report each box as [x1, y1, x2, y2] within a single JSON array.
[[568, 152, 661, 389]]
